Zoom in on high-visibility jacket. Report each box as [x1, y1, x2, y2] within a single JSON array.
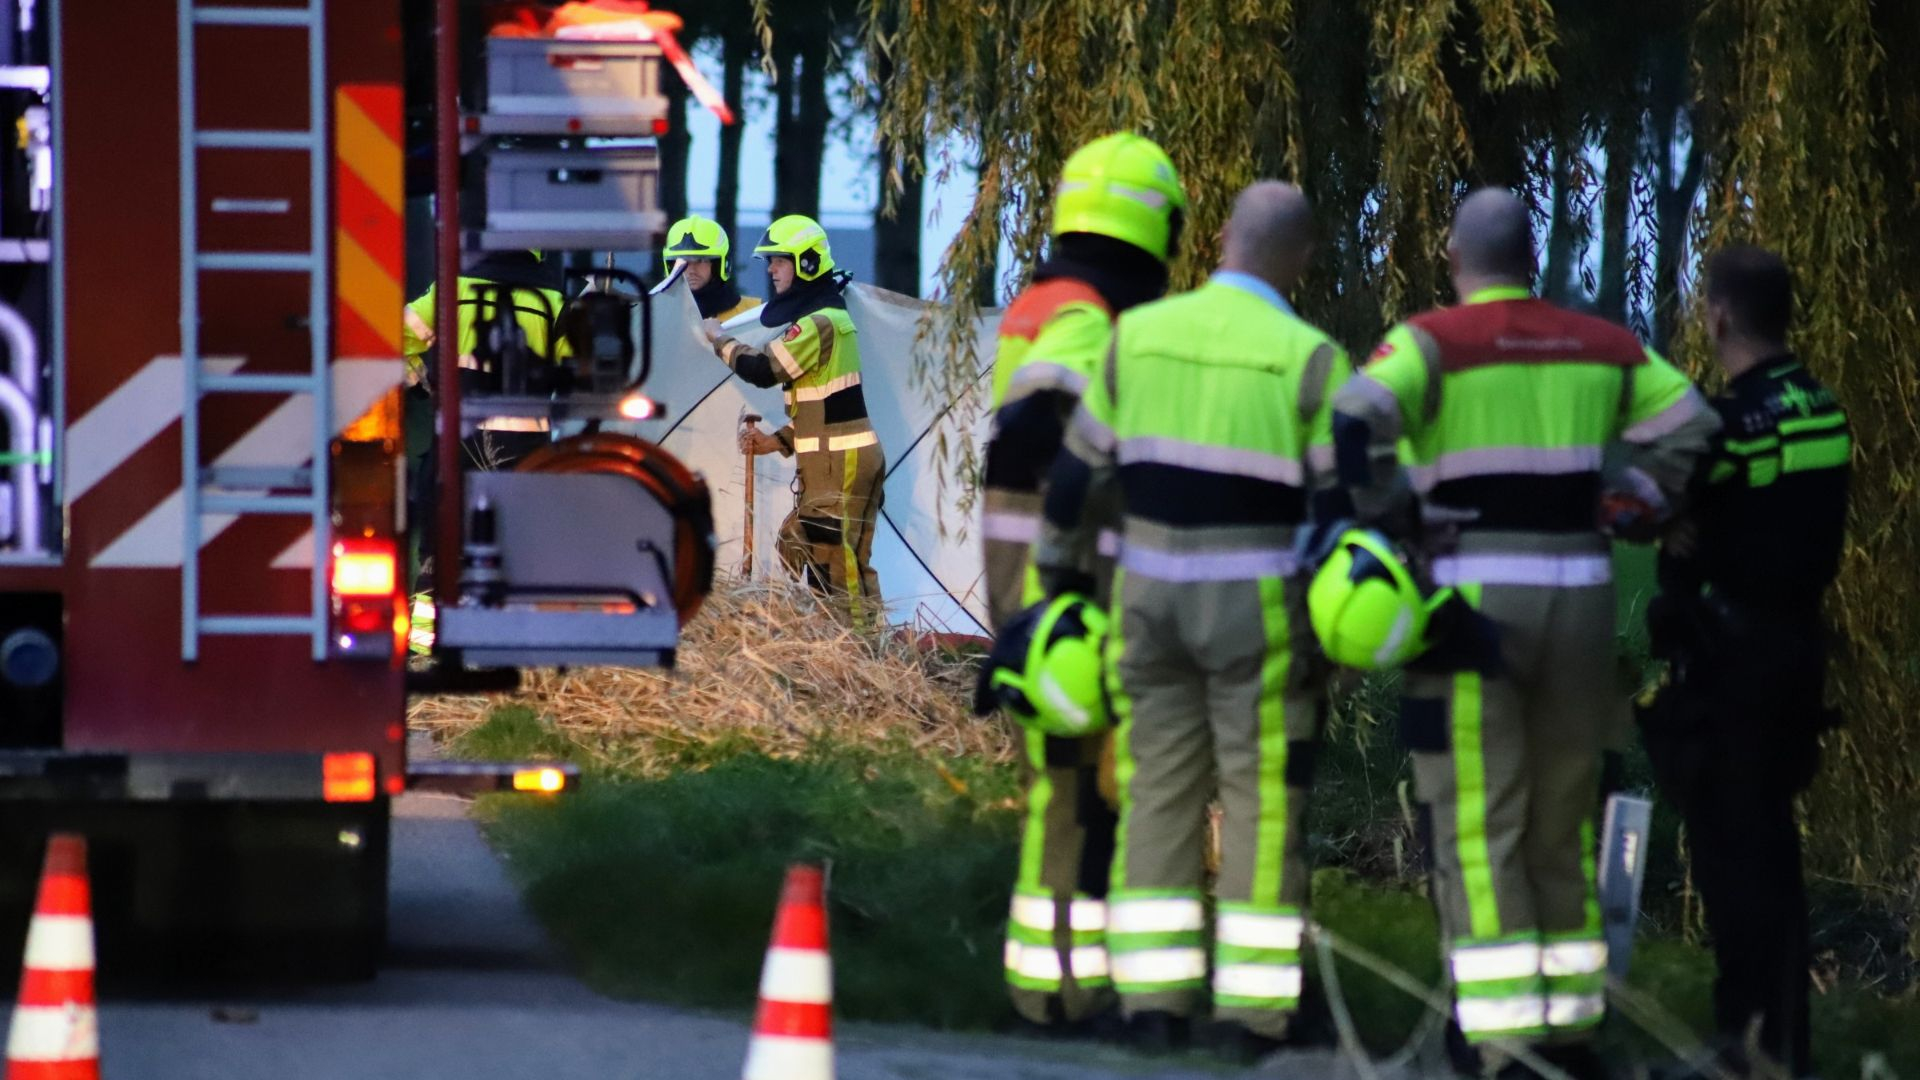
[[982, 278, 1114, 627], [1036, 274, 1350, 585], [714, 306, 877, 458], [1332, 284, 1719, 583], [709, 294, 763, 324], [402, 276, 564, 383]]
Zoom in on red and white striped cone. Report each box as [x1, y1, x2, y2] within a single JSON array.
[[741, 863, 833, 1080], [5, 834, 99, 1080]]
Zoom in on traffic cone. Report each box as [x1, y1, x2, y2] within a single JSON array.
[[5, 834, 99, 1080], [742, 863, 833, 1080]]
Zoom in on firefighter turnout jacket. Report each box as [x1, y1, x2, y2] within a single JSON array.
[[986, 275, 1123, 1027], [711, 304, 885, 617], [1331, 285, 1719, 1051], [1036, 272, 1349, 1040]]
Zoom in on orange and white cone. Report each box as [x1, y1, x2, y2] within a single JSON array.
[[742, 863, 833, 1080], [5, 834, 99, 1080]]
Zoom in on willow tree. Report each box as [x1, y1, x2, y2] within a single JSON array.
[[869, 0, 1920, 923]]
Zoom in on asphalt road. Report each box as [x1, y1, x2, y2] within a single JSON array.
[[95, 793, 1384, 1080]]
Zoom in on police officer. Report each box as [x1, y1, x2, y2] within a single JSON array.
[[985, 132, 1185, 1032], [664, 215, 761, 322], [1640, 246, 1849, 1076], [701, 216, 884, 623], [1330, 189, 1718, 1076], [1037, 182, 1348, 1062]]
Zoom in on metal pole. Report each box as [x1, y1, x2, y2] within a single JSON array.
[[432, 0, 462, 610]]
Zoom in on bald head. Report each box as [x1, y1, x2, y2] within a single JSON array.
[[1219, 181, 1316, 294], [1448, 187, 1534, 290]]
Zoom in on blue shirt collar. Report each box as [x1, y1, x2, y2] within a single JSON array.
[[1210, 270, 1294, 314]]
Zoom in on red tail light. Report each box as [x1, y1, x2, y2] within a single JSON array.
[[332, 538, 397, 598]]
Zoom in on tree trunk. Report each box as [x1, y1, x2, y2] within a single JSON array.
[[1647, 35, 1701, 354], [774, 38, 829, 219], [1545, 146, 1574, 303], [872, 42, 923, 296], [715, 33, 749, 247], [770, 45, 798, 216], [659, 74, 690, 227], [1597, 112, 1635, 324]]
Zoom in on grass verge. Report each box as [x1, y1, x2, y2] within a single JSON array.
[[456, 705, 1920, 1072]]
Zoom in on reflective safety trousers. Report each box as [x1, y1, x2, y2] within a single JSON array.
[[1402, 581, 1619, 1049], [1105, 570, 1320, 1040]]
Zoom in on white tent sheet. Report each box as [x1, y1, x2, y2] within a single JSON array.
[[609, 278, 1000, 635]]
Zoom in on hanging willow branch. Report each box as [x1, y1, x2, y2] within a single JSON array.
[[869, 0, 1920, 908]]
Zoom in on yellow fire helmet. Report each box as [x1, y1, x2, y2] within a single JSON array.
[[1307, 529, 1448, 670], [1051, 132, 1188, 263], [753, 214, 835, 282], [663, 215, 732, 281]]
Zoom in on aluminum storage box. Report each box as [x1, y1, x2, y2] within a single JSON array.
[[477, 146, 665, 251], [480, 38, 668, 136]]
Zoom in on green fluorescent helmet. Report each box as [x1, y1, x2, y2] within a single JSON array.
[[982, 594, 1112, 737], [663, 215, 732, 280], [1051, 132, 1188, 263], [753, 214, 835, 282], [1307, 530, 1443, 670]]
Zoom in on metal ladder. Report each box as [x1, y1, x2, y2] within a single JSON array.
[[176, 2, 331, 662]]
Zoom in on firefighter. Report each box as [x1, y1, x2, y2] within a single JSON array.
[[984, 131, 1185, 1032], [664, 215, 761, 322], [401, 248, 565, 470], [1639, 246, 1849, 1076], [701, 215, 884, 623], [1035, 182, 1348, 1062], [1329, 188, 1719, 1077]]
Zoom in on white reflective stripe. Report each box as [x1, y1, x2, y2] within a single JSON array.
[[741, 1033, 833, 1080], [1009, 894, 1056, 932], [1450, 941, 1541, 983], [1070, 898, 1108, 933], [1215, 911, 1304, 951], [1006, 360, 1089, 398], [67, 355, 242, 503], [1546, 992, 1606, 1027], [1213, 963, 1303, 1001], [1069, 409, 1116, 454], [1117, 437, 1304, 486], [1341, 373, 1402, 416], [92, 360, 405, 567], [1110, 947, 1208, 986], [792, 430, 880, 454], [1004, 940, 1062, 982], [1096, 529, 1121, 557], [768, 338, 807, 380], [1119, 544, 1299, 583], [757, 946, 833, 1005], [1071, 946, 1110, 980], [1409, 445, 1602, 487], [4, 1004, 99, 1062], [981, 510, 1040, 545], [792, 371, 862, 403], [1107, 897, 1205, 935], [23, 915, 93, 971], [1542, 940, 1608, 977], [1454, 994, 1547, 1034], [1622, 392, 1706, 443], [1431, 553, 1612, 588], [1307, 443, 1335, 476]]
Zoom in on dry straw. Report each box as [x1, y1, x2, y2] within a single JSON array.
[[409, 579, 1013, 774]]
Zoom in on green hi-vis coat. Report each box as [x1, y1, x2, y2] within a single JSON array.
[[1331, 285, 1720, 1055], [1037, 275, 1350, 1040], [985, 277, 1121, 1026], [713, 306, 884, 624]]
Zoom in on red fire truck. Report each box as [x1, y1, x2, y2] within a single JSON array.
[[0, 0, 714, 977]]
